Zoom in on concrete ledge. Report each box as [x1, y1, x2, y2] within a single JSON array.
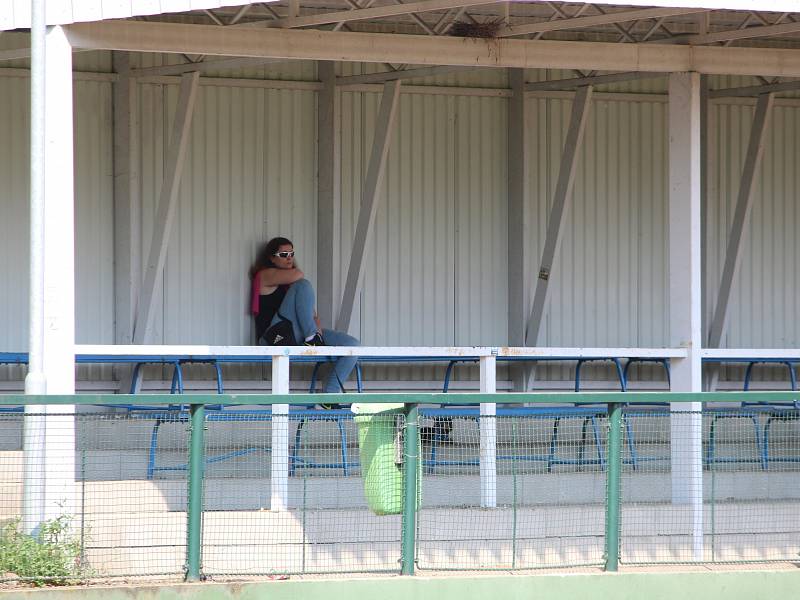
[[3, 569, 800, 600]]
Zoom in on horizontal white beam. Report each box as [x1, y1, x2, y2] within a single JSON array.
[[74, 345, 688, 359], [701, 349, 800, 360], [64, 20, 800, 78], [498, 347, 689, 359], [497, 7, 708, 38]]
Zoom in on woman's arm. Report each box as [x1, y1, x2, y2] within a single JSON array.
[[259, 267, 304, 288]]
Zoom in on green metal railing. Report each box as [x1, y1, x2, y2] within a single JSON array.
[[1, 391, 799, 583]]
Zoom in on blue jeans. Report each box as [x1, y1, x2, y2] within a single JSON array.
[[320, 328, 360, 393], [271, 279, 360, 392], [271, 279, 317, 342]]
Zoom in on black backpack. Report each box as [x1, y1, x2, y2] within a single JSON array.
[[259, 312, 296, 346]]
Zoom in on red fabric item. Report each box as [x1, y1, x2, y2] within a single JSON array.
[[250, 270, 261, 316]]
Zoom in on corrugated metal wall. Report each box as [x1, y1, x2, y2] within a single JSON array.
[[2, 58, 800, 387], [138, 81, 317, 345], [0, 62, 113, 381], [708, 101, 800, 349], [531, 95, 670, 348]]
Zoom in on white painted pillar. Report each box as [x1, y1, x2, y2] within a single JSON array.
[[23, 25, 76, 533], [270, 354, 290, 511], [668, 72, 703, 560], [507, 69, 529, 391], [112, 51, 141, 348], [479, 354, 497, 508], [317, 61, 340, 328], [112, 52, 141, 394], [507, 69, 528, 349]]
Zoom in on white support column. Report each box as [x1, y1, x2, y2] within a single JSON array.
[[23, 0, 48, 534], [707, 92, 774, 350], [317, 61, 340, 328], [113, 52, 141, 393], [508, 69, 530, 390], [113, 52, 141, 348], [525, 85, 593, 347], [700, 75, 712, 391], [133, 71, 199, 344], [335, 80, 401, 333], [270, 355, 290, 511], [507, 69, 528, 348], [479, 354, 497, 508], [668, 72, 703, 561], [24, 24, 76, 533]]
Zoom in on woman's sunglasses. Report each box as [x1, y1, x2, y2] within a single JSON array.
[[274, 251, 295, 259]]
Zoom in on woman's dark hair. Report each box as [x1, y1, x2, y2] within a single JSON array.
[[249, 237, 293, 279]]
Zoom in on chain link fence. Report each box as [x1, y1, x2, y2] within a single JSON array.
[[1, 396, 799, 584], [620, 405, 800, 564]]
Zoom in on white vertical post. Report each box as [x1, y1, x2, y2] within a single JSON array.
[[23, 0, 48, 535], [270, 354, 290, 511], [507, 69, 529, 390], [479, 354, 497, 508], [317, 61, 340, 327], [668, 72, 703, 561], [113, 52, 141, 393], [24, 24, 76, 533], [113, 52, 141, 348], [507, 68, 527, 349]]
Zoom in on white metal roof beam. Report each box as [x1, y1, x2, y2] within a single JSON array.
[[710, 79, 800, 97], [662, 19, 800, 45], [496, 7, 709, 38], [524, 70, 662, 92], [243, 0, 500, 28], [336, 64, 472, 84], [64, 20, 800, 78], [130, 56, 289, 77]]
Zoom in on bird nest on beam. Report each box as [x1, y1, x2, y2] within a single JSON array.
[[448, 19, 504, 39]]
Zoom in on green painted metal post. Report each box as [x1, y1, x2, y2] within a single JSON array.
[[186, 403, 206, 582], [605, 401, 622, 572], [401, 404, 419, 576]]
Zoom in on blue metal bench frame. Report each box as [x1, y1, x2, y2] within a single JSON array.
[[0, 352, 362, 477], [703, 357, 800, 469], [437, 356, 672, 471], [133, 407, 358, 480], [421, 406, 609, 473]]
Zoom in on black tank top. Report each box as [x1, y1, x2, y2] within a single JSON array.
[[255, 285, 288, 341]]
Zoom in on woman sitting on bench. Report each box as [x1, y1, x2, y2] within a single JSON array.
[[250, 236, 359, 394]]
